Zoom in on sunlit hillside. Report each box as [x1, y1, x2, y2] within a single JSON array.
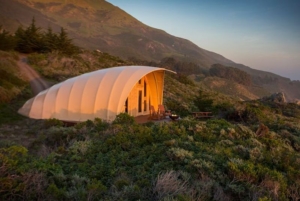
[[0, 11, 300, 200], [0, 48, 300, 200], [1, 0, 300, 101]]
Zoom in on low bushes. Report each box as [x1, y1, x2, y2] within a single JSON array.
[[1, 115, 299, 200]]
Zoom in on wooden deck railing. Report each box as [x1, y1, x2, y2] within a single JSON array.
[[191, 112, 213, 119]]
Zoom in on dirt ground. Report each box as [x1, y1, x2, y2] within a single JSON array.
[[0, 56, 53, 147], [17, 55, 51, 95]]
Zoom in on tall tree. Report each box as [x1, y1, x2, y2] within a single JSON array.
[[42, 27, 59, 52], [14, 17, 43, 53], [57, 27, 79, 55], [13, 18, 79, 55], [0, 26, 16, 51]]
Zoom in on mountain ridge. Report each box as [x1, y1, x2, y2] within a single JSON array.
[[0, 0, 236, 67], [1, 0, 299, 101]]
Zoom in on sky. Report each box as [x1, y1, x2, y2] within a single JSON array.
[[106, 0, 300, 81]]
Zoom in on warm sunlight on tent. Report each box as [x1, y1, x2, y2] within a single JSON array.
[[18, 66, 175, 122]]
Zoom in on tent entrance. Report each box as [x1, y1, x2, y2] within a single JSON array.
[[125, 98, 128, 113], [138, 90, 142, 113], [125, 72, 167, 117]]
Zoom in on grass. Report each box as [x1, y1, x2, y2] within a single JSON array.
[[0, 113, 299, 200], [27, 51, 133, 82], [0, 103, 24, 124], [0, 51, 29, 104], [0, 50, 300, 200], [0, 51, 33, 124], [0, 86, 32, 125]]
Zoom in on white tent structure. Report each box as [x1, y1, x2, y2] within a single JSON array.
[[18, 66, 175, 122]]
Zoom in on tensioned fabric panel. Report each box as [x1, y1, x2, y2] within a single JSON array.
[[18, 66, 175, 122], [146, 71, 164, 111]]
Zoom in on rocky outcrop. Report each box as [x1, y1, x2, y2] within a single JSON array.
[[262, 92, 286, 104]]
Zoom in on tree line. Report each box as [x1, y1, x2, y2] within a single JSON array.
[[0, 18, 79, 55]]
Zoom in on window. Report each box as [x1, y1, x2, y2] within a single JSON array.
[[138, 91, 142, 112], [144, 80, 147, 97], [144, 100, 147, 111], [124, 98, 128, 113]]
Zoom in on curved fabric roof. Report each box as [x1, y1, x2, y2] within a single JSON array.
[[18, 66, 174, 122]]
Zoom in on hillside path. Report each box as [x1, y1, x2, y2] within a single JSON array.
[[18, 55, 51, 95]]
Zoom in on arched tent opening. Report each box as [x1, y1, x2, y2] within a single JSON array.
[[18, 66, 175, 122]]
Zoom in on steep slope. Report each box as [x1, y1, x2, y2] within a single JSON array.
[[18, 55, 51, 95], [0, 0, 233, 68], [0, 51, 28, 103], [215, 63, 300, 101], [0, 0, 299, 101], [199, 77, 270, 101]]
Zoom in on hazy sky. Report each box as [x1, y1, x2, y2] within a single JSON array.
[[106, 0, 300, 81]]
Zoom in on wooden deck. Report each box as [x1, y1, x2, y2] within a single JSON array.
[[191, 112, 213, 119], [134, 115, 173, 124]]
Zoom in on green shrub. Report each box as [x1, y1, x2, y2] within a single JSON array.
[[193, 90, 214, 112], [0, 27, 16, 51], [0, 51, 29, 104], [27, 53, 47, 65], [94, 118, 109, 132], [206, 119, 233, 131], [113, 113, 135, 125], [176, 74, 196, 86], [43, 118, 63, 128], [166, 99, 190, 117], [46, 183, 66, 200], [87, 179, 107, 198]]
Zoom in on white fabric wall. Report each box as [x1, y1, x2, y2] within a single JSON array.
[[18, 66, 175, 122]]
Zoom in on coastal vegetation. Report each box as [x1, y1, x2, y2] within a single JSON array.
[[209, 64, 252, 86], [0, 22, 300, 201], [1, 105, 300, 200]]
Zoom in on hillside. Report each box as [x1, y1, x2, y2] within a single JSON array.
[[0, 51, 33, 124], [0, 51, 28, 103], [209, 64, 252, 86], [0, 0, 232, 68], [1, 0, 300, 101], [198, 77, 270, 101], [1, 51, 300, 200]]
